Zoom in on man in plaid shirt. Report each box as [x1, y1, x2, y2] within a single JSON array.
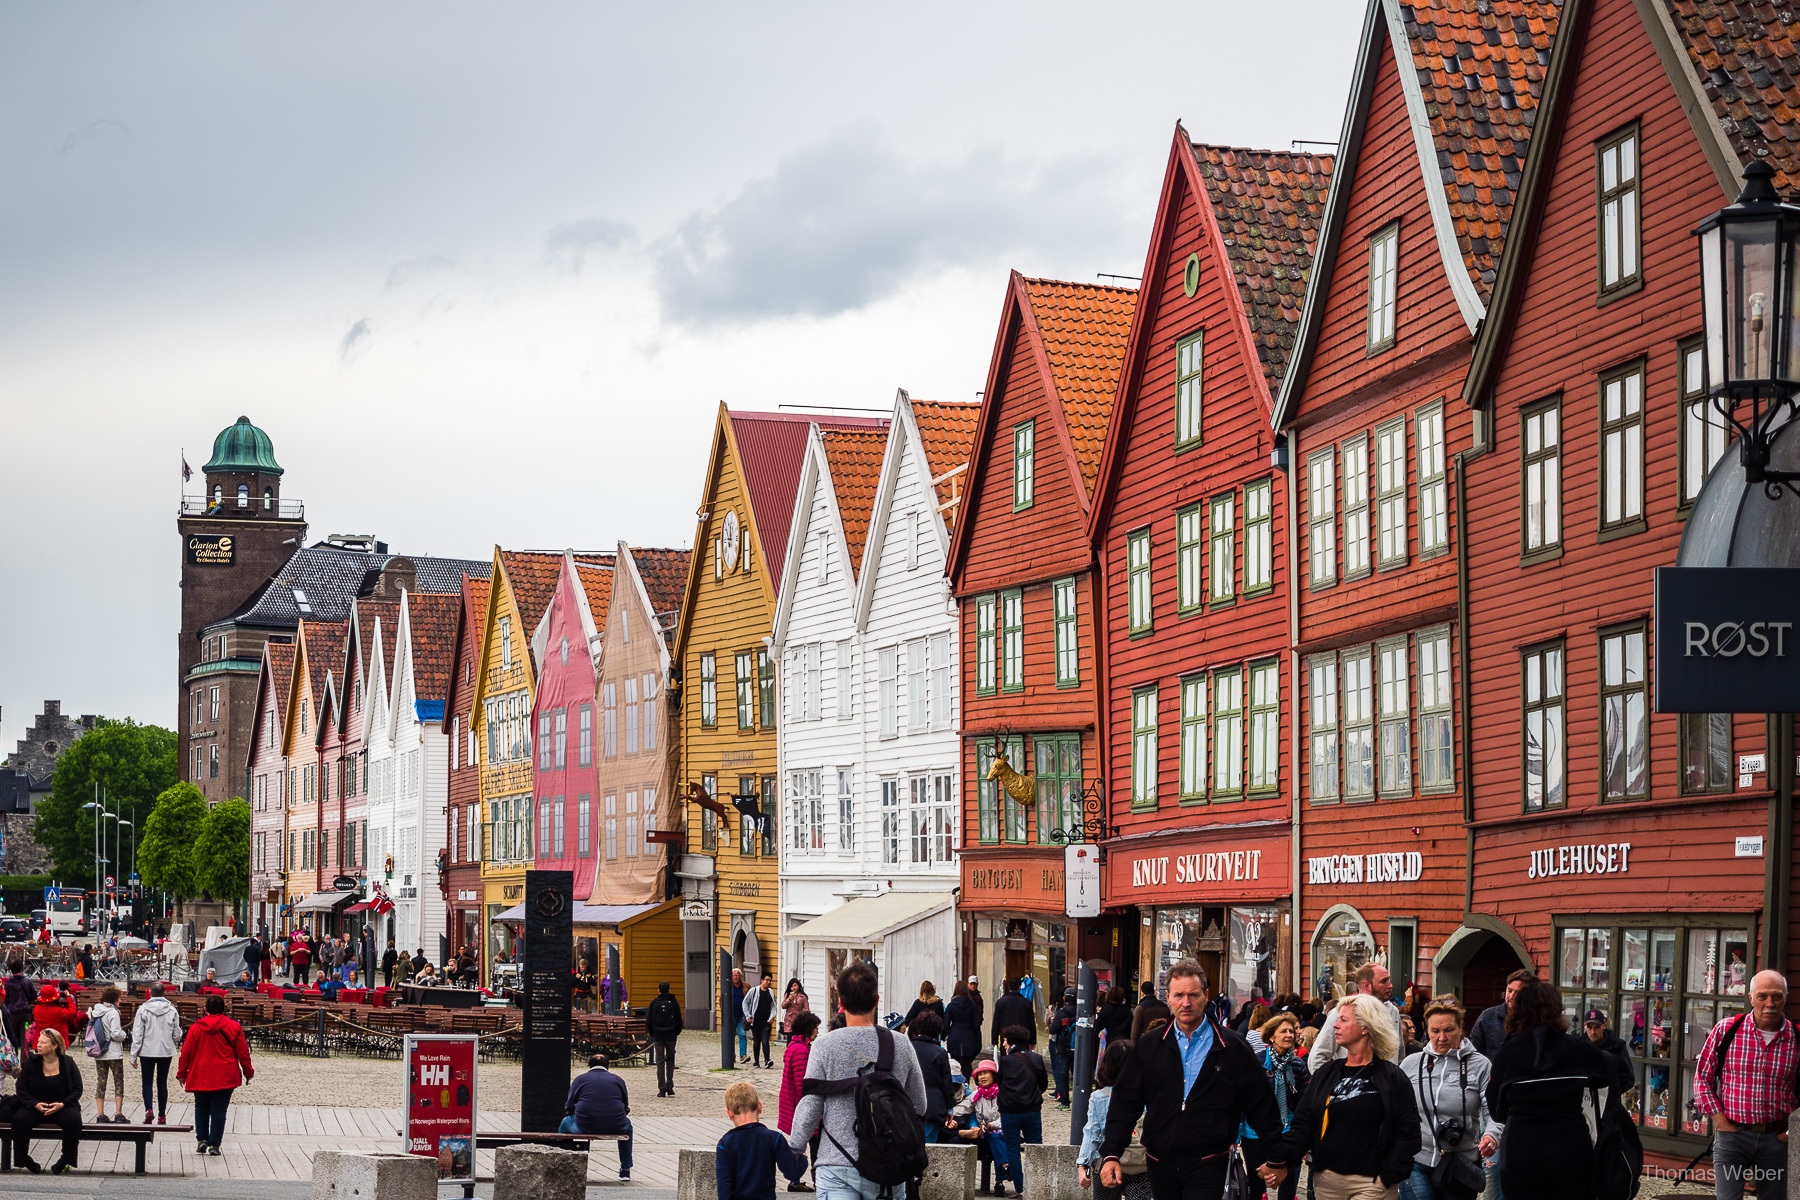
[[1693, 970, 1796, 1200]]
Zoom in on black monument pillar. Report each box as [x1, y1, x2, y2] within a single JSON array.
[[522, 869, 574, 1132]]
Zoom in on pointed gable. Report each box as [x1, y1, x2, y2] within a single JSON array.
[[497, 550, 568, 638], [911, 400, 981, 530], [575, 559, 615, 640], [301, 620, 346, 724], [404, 592, 462, 712], [1017, 278, 1138, 497], [820, 427, 890, 578], [730, 411, 886, 585]]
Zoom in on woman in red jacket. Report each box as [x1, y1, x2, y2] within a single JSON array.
[[30, 985, 83, 1048], [177, 995, 254, 1155], [777, 1012, 820, 1192]]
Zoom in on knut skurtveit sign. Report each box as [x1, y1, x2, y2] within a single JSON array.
[[1654, 568, 1800, 712]]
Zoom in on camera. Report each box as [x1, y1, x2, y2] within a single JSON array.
[[1434, 1117, 1465, 1148]]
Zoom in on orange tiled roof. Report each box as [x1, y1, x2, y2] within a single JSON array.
[[299, 619, 346, 716], [911, 400, 980, 529], [1018, 279, 1138, 497], [405, 592, 462, 705], [576, 560, 615, 637], [267, 642, 295, 727], [353, 598, 399, 701], [1397, 0, 1563, 298], [1664, 0, 1800, 191], [448, 575, 490, 713], [500, 551, 613, 635], [629, 548, 690, 638], [821, 427, 890, 578], [1193, 145, 1334, 393]]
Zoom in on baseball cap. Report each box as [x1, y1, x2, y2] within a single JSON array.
[[1583, 1009, 1606, 1025], [967, 975, 978, 986]]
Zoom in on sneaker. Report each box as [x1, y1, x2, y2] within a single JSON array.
[[197, 1141, 209, 1153], [208, 1144, 222, 1156], [739, 1055, 750, 1064], [618, 1170, 630, 1181], [158, 1114, 168, 1126], [20, 1156, 41, 1174], [114, 1112, 132, 1123], [50, 1157, 73, 1174], [145, 1110, 155, 1124]]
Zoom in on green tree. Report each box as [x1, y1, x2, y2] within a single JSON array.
[[193, 797, 250, 904], [33, 720, 177, 887], [139, 782, 207, 914]]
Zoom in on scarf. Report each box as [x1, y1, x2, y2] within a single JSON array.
[[1264, 1048, 1303, 1129], [972, 1082, 999, 1103]]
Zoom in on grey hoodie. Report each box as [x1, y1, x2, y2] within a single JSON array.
[[1400, 1042, 1502, 1170], [130, 995, 183, 1060]]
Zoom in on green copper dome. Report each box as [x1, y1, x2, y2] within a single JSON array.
[[204, 415, 283, 476]]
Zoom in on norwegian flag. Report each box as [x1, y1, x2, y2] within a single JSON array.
[[369, 882, 395, 915], [182, 453, 191, 483]]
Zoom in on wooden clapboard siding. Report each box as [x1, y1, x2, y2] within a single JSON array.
[[621, 900, 687, 1004], [445, 575, 489, 969]]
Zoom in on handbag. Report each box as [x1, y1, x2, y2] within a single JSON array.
[[1118, 1146, 1148, 1174], [1430, 1151, 1485, 1200], [1219, 1147, 1254, 1200]]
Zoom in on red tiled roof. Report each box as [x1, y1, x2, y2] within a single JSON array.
[[820, 426, 891, 578], [731, 411, 886, 584], [1664, 0, 1800, 190], [448, 575, 490, 714], [1397, 0, 1563, 298], [266, 642, 295, 728], [298, 619, 346, 717], [352, 599, 399, 709], [575, 560, 615, 638], [498, 551, 564, 635], [1017, 280, 1138, 497], [1192, 145, 1334, 393], [911, 400, 980, 530], [403, 592, 462, 705], [629, 548, 690, 639]]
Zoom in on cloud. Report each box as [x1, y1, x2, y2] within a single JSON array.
[[384, 254, 458, 291], [649, 122, 1133, 328], [57, 119, 127, 155], [339, 317, 372, 362], [544, 219, 635, 274]]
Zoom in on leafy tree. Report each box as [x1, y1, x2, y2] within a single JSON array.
[[139, 782, 207, 913], [33, 719, 177, 887], [193, 798, 250, 904]]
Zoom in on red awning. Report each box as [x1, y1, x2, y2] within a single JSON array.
[[344, 901, 375, 913]]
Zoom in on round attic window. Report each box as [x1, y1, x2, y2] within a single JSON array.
[[560, 636, 569, 665], [44, 741, 58, 755], [1182, 252, 1202, 298]]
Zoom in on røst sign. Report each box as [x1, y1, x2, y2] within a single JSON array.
[[1654, 568, 1800, 712]]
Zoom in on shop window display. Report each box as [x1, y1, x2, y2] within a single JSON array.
[[1311, 911, 1374, 1003], [1227, 906, 1285, 1009]]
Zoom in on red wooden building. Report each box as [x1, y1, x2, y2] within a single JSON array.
[[947, 273, 1136, 1002], [1457, 0, 1793, 1150], [1275, 0, 1563, 1008], [1089, 130, 1331, 1006], [444, 574, 491, 973]]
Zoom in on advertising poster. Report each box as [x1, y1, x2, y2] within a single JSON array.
[[402, 1034, 478, 1181]]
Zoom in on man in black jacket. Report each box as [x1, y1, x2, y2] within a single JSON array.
[[1582, 1008, 1635, 1084], [996, 1025, 1048, 1198], [990, 978, 1034, 1050], [1468, 968, 1533, 1058], [646, 982, 684, 1096], [1048, 988, 1077, 1105], [1099, 960, 1287, 1199]]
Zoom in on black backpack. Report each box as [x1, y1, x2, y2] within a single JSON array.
[[1590, 1083, 1642, 1200], [802, 1026, 929, 1197]]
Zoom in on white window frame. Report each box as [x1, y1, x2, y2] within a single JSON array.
[[1416, 404, 1447, 556], [1368, 222, 1398, 351], [1309, 449, 1336, 585]]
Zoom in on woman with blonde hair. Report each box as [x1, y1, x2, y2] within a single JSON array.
[[1286, 994, 1421, 1199], [903, 980, 945, 1033], [12, 1026, 84, 1173]]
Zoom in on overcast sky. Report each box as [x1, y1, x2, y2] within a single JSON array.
[[0, 2, 1364, 743]]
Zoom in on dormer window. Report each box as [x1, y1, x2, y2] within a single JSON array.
[[293, 588, 312, 614]]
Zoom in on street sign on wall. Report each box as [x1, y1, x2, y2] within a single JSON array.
[[1654, 568, 1800, 712]]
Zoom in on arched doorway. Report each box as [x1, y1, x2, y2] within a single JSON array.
[[1433, 917, 1532, 1009], [1310, 905, 1375, 1003]]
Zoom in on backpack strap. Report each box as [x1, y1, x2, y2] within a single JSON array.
[[875, 1025, 894, 1073]]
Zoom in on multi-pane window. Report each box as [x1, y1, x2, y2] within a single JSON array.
[[1680, 337, 1730, 506], [804, 643, 821, 723], [603, 684, 618, 756], [911, 774, 955, 865], [1210, 495, 1235, 603], [1131, 689, 1158, 807], [907, 640, 928, 731], [1248, 661, 1279, 793], [1376, 421, 1408, 566], [1378, 640, 1411, 795], [699, 654, 716, 726], [1523, 641, 1566, 811], [1681, 713, 1732, 795], [881, 779, 901, 865], [1601, 625, 1649, 801], [930, 633, 951, 724], [1343, 436, 1371, 576], [624, 680, 638, 753], [879, 647, 898, 739], [739, 775, 758, 856], [1035, 736, 1081, 841], [1308, 451, 1336, 584], [1309, 657, 1339, 801], [976, 737, 1025, 844], [736, 651, 755, 729], [1245, 480, 1273, 592], [1001, 590, 1024, 691], [1343, 649, 1375, 799], [759, 648, 776, 727], [578, 795, 591, 858], [553, 795, 566, 857], [1597, 126, 1641, 295], [1054, 579, 1078, 684], [500, 616, 513, 668], [1416, 406, 1446, 555], [975, 595, 997, 696], [642, 678, 657, 750], [579, 704, 592, 767], [1601, 364, 1646, 530], [837, 768, 855, 851], [761, 776, 778, 857], [210, 686, 220, 720], [1178, 505, 1205, 611], [1176, 331, 1204, 448], [700, 775, 716, 851], [1418, 629, 1453, 791], [1212, 670, 1243, 798], [605, 794, 618, 859], [1128, 529, 1153, 633], [625, 791, 639, 858], [1523, 400, 1562, 554], [1367, 223, 1398, 351], [836, 641, 853, 719], [1013, 421, 1035, 509], [554, 708, 568, 769], [790, 771, 819, 852], [1180, 677, 1207, 801], [538, 798, 554, 858]]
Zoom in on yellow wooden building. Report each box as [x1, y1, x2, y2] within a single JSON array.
[[674, 405, 886, 1028]]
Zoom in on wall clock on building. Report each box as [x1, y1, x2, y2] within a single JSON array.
[[721, 510, 741, 572]]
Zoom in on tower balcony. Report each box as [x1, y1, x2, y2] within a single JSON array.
[[180, 493, 305, 520]]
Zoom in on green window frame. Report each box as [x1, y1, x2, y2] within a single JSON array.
[[1131, 688, 1158, 810], [1248, 660, 1280, 794], [738, 774, 758, 855], [1600, 361, 1646, 536], [1035, 734, 1082, 842], [1013, 420, 1035, 510], [1127, 528, 1152, 634], [1176, 331, 1204, 448], [1244, 479, 1273, 594], [975, 594, 997, 697], [735, 651, 755, 729], [1212, 668, 1243, 798], [1177, 505, 1204, 613], [1596, 124, 1641, 299], [1054, 578, 1079, 686], [758, 648, 776, 727], [1680, 713, 1733, 796], [976, 735, 1025, 844], [1179, 676, 1207, 802], [1209, 493, 1236, 605], [700, 653, 717, 727], [1001, 589, 1024, 692]]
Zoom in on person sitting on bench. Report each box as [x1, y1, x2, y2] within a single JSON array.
[[560, 1052, 634, 1181], [12, 1026, 84, 1174]]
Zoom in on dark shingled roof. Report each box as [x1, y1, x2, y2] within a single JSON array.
[[222, 545, 490, 632], [1664, 0, 1800, 190], [1192, 145, 1334, 393]]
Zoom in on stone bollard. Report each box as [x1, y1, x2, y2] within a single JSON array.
[[1021, 1143, 1082, 1200], [922, 1142, 977, 1200], [494, 1144, 589, 1200], [678, 1148, 719, 1200], [312, 1151, 438, 1200]]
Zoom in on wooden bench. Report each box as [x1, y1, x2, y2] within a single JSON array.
[[0, 1119, 195, 1176]]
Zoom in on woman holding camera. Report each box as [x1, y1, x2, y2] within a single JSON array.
[[1398, 997, 1499, 1200], [1286, 994, 1421, 1200]]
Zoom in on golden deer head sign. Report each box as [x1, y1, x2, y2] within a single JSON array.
[[986, 749, 1036, 806]]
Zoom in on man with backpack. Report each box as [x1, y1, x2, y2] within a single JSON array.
[[787, 962, 928, 1200], [1047, 988, 1076, 1106], [647, 981, 685, 1097], [1693, 969, 1796, 1200], [995, 1025, 1048, 1197]]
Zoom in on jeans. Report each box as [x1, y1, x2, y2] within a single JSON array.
[[558, 1115, 633, 1171], [1049, 1042, 1071, 1101], [140, 1057, 172, 1116], [753, 1020, 773, 1066], [999, 1110, 1042, 1193], [738, 1018, 749, 1057], [817, 1163, 885, 1200], [1713, 1128, 1788, 1200], [655, 1038, 677, 1093], [1398, 1164, 1437, 1200], [192, 1087, 234, 1147], [1144, 1152, 1228, 1200], [1483, 1163, 1504, 1200]]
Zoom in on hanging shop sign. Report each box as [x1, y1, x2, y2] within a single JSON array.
[[1526, 841, 1632, 879], [1308, 852, 1423, 885], [1064, 843, 1101, 919], [1654, 568, 1800, 712], [402, 1034, 477, 1182], [960, 848, 1066, 911]]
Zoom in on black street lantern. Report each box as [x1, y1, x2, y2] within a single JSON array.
[[1697, 161, 1800, 492]]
